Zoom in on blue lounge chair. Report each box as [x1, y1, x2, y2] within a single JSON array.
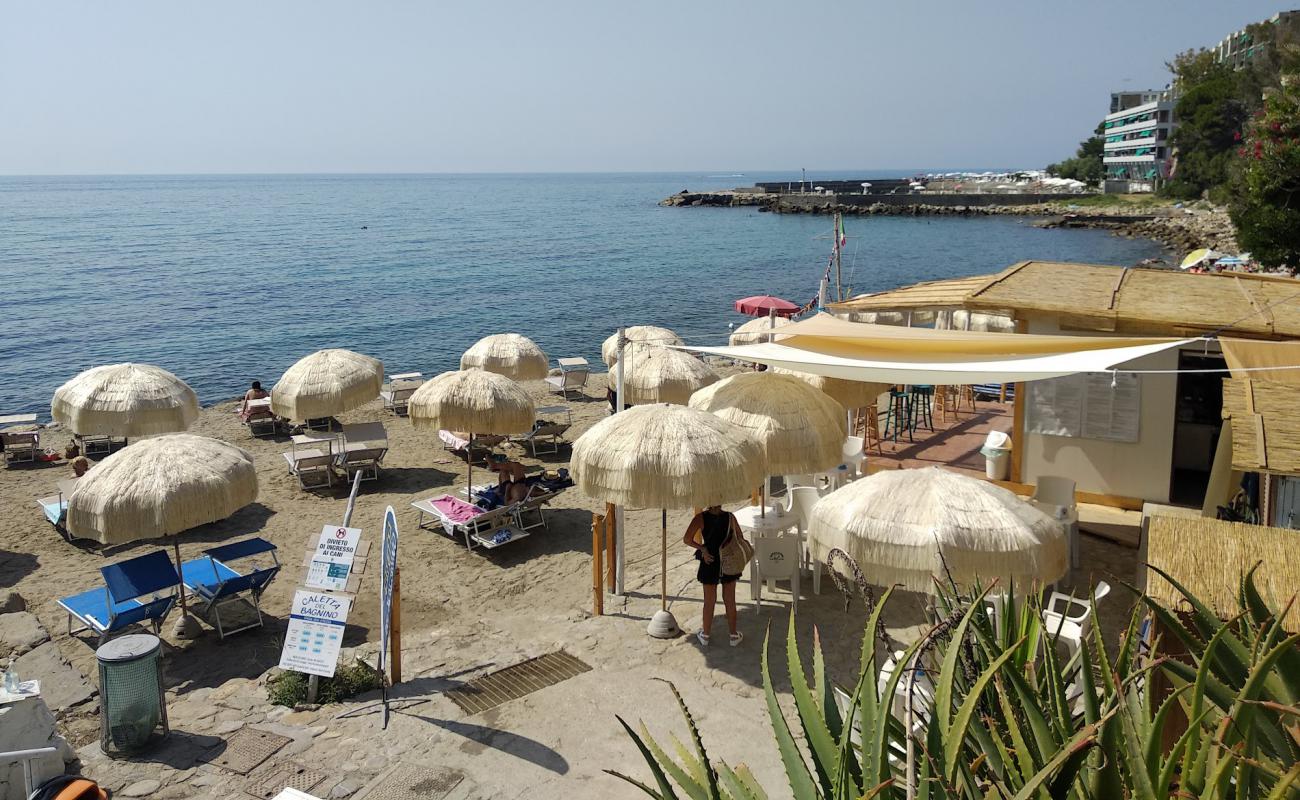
[[179, 538, 280, 639], [35, 480, 79, 540], [57, 550, 180, 644]]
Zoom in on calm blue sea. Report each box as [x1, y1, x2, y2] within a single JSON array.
[[0, 172, 1163, 415]]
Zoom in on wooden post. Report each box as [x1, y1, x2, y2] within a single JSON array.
[[390, 567, 402, 684], [592, 514, 604, 616], [604, 503, 616, 591]]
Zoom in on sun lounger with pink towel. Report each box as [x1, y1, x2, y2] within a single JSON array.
[[410, 493, 525, 550]]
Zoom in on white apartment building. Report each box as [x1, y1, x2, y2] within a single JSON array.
[[1102, 89, 1175, 192]]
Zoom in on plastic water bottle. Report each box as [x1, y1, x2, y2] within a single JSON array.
[[3, 657, 18, 694]]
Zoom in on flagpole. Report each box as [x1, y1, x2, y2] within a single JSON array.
[[834, 212, 844, 302]]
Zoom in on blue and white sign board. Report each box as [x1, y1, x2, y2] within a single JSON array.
[[305, 525, 361, 592], [378, 506, 399, 674], [279, 590, 352, 678]]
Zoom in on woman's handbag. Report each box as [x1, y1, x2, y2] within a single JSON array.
[[719, 516, 754, 575]]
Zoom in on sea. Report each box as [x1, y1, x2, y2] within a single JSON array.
[[0, 172, 1164, 416]]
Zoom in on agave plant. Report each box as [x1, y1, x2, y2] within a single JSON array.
[[611, 563, 1300, 799]]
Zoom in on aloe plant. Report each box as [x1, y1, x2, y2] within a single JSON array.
[[611, 561, 1300, 799]]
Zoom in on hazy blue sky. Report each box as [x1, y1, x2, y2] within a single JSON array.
[[1, 1, 1289, 174]]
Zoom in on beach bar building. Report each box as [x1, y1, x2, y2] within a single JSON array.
[[811, 260, 1300, 515]]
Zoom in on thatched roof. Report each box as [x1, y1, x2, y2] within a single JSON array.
[[729, 316, 792, 346], [809, 467, 1067, 594], [688, 372, 846, 475], [570, 404, 765, 509], [408, 369, 535, 434], [1222, 378, 1300, 475], [51, 363, 199, 437], [601, 326, 683, 367], [1144, 515, 1300, 630], [622, 347, 718, 406], [460, 334, 549, 381], [834, 261, 1300, 338], [66, 434, 258, 545], [271, 349, 383, 421]]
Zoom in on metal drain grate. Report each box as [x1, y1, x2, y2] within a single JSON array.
[[358, 765, 464, 800], [200, 727, 291, 775], [243, 760, 328, 799], [444, 651, 591, 715]]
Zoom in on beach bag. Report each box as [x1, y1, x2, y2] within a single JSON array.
[[719, 518, 754, 575]]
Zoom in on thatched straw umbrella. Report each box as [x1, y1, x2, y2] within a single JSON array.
[[808, 467, 1066, 594], [408, 369, 535, 493], [571, 404, 764, 637], [601, 325, 682, 367], [460, 333, 549, 381], [67, 434, 258, 634], [728, 316, 792, 346], [622, 347, 718, 406], [773, 367, 890, 412], [271, 348, 384, 422], [51, 363, 199, 437], [689, 372, 845, 515]]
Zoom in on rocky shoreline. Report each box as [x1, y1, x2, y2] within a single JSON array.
[[660, 190, 1239, 261]]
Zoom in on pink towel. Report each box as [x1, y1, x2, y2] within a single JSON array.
[[430, 495, 482, 523]]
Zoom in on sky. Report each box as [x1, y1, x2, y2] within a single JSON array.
[[0, 1, 1290, 174]]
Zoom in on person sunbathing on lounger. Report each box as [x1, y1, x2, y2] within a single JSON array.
[[239, 381, 271, 422]]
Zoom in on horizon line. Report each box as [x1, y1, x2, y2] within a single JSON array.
[[0, 166, 1034, 179]]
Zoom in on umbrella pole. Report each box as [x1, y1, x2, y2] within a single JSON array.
[[173, 539, 188, 617], [660, 509, 667, 611], [468, 430, 474, 498]]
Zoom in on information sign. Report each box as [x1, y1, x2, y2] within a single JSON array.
[[278, 590, 352, 677], [305, 525, 361, 591]]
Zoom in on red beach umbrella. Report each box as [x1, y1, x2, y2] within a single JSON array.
[[734, 295, 800, 318]]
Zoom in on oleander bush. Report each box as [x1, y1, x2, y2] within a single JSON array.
[[612, 566, 1300, 799]]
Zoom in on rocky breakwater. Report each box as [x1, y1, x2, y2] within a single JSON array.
[[659, 190, 775, 208], [1035, 207, 1239, 256]]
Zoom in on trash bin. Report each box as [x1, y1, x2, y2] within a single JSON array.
[[96, 634, 167, 756], [980, 431, 1012, 481]]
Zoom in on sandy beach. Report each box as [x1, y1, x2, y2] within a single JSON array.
[[0, 369, 1140, 799]]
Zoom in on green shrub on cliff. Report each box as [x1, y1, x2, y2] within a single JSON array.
[[1230, 75, 1300, 270]]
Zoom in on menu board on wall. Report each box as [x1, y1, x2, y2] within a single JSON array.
[[1025, 372, 1140, 443]]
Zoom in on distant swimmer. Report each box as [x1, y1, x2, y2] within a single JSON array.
[[361, 225, 369, 229]]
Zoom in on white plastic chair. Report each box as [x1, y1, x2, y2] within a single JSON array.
[[788, 486, 824, 594], [781, 474, 814, 509], [1033, 476, 1079, 568], [878, 650, 934, 727], [754, 534, 800, 611], [842, 435, 866, 478], [1042, 581, 1111, 659]]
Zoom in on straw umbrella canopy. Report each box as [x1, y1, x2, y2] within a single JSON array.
[[808, 467, 1067, 594], [601, 325, 683, 367], [408, 369, 535, 492], [571, 404, 764, 637], [460, 333, 549, 381], [271, 348, 383, 421], [689, 372, 845, 475], [51, 363, 199, 437], [773, 367, 890, 412], [728, 316, 792, 346], [67, 434, 258, 633], [623, 346, 718, 406]]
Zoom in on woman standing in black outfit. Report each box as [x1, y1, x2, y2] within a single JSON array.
[[683, 505, 745, 646]]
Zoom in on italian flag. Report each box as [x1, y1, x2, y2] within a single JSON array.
[[838, 219, 847, 248]]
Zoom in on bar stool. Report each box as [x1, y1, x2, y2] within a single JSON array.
[[908, 385, 935, 433], [881, 388, 912, 443], [958, 385, 977, 413], [936, 386, 959, 423]]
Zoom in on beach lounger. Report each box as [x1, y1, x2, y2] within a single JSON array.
[[339, 447, 386, 482], [545, 357, 590, 399], [512, 420, 572, 457], [439, 430, 505, 464], [57, 550, 180, 644], [242, 397, 279, 437], [76, 433, 125, 457], [35, 479, 79, 537], [411, 495, 527, 550], [179, 537, 280, 638], [380, 377, 422, 415], [2, 430, 40, 466], [283, 450, 335, 489]]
